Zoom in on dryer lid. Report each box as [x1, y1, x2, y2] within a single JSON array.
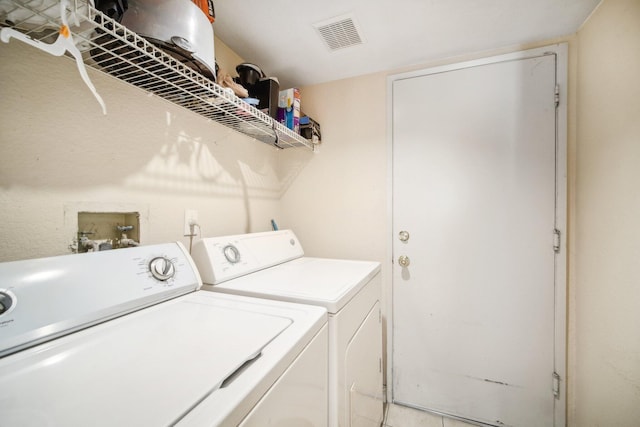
[[211, 257, 381, 313]]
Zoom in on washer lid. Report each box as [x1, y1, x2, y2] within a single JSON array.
[[210, 257, 381, 313], [0, 292, 292, 426]]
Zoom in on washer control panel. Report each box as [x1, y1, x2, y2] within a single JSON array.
[[0, 242, 199, 358]]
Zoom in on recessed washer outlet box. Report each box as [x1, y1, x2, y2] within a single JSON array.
[[77, 212, 140, 252]]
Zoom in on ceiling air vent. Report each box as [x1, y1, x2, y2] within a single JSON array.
[[313, 14, 364, 51]]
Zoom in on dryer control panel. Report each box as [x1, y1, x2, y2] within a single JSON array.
[[191, 230, 304, 285]]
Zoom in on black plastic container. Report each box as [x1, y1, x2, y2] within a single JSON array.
[[251, 78, 280, 119], [235, 63, 264, 88]]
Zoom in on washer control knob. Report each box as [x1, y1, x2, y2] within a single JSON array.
[[223, 244, 241, 264], [149, 257, 176, 281], [0, 291, 15, 316]]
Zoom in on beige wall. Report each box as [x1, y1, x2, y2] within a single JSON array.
[[573, 0, 640, 425], [280, 0, 639, 424], [0, 39, 295, 261], [1, 0, 638, 424], [280, 73, 388, 262], [214, 36, 244, 77]]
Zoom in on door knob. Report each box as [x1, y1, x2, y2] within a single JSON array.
[[398, 255, 410, 267], [398, 231, 410, 242]]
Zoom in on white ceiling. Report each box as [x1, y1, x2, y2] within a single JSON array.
[[212, 0, 601, 88]]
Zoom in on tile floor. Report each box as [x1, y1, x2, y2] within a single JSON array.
[[383, 403, 481, 427]]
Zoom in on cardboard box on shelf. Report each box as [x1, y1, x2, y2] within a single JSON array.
[[277, 88, 300, 133]]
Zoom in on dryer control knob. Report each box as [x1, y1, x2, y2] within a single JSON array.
[[223, 244, 241, 264], [149, 257, 176, 281]]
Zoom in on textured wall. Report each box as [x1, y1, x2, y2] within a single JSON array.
[[4, 3, 639, 424], [573, 0, 640, 425], [0, 40, 300, 261]]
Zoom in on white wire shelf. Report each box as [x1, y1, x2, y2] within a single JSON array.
[[1, 0, 315, 151]]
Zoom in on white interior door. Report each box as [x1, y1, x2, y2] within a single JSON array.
[[390, 48, 565, 427]]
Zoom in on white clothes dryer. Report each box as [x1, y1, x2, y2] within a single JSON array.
[[0, 242, 328, 426], [192, 230, 384, 427]]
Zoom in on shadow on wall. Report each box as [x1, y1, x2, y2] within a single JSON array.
[[0, 41, 313, 201]]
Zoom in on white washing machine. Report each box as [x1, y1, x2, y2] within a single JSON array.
[[192, 230, 384, 427], [0, 242, 328, 426]]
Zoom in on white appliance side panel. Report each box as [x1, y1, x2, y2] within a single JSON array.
[[330, 273, 382, 427], [346, 301, 384, 427], [0, 293, 292, 426], [238, 325, 329, 427]]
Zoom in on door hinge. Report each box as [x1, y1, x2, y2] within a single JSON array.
[[554, 84, 560, 107], [379, 357, 383, 373], [553, 229, 561, 253], [552, 372, 561, 399]]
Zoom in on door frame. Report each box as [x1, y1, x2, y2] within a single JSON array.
[[385, 43, 568, 426]]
